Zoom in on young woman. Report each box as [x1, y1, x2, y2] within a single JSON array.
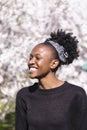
[[15, 29, 87, 130]]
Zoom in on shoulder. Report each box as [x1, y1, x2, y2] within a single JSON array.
[[67, 82, 87, 111], [16, 82, 38, 98], [66, 82, 87, 105], [66, 82, 86, 94], [65, 82, 87, 103]]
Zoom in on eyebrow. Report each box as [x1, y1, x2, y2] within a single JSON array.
[[29, 53, 42, 57], [29, 54, 33, 57]]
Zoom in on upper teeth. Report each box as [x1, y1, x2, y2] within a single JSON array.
[[29, 68, 37, 72]]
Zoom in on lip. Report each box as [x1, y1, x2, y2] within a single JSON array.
[[29, 66, 38, 72], [29, 65, 38, 69]]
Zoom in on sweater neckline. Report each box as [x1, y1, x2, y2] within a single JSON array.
[[35, 81, 69, 95]]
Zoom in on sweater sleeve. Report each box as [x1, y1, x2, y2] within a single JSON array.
[[79, 92, 87, 130], [70, 88, 87, 130], [15, 90, 28, 130]]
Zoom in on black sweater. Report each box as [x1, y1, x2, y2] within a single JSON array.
[[15, 82, 87, 130]]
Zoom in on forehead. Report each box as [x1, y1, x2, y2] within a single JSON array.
[[31, 44, 53, 55]]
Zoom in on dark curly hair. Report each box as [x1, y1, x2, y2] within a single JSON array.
[[44, 29, 79, 66]]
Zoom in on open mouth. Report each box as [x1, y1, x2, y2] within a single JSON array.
[[29, 67, 38, 72]]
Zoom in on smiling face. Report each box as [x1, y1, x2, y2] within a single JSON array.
[[28, 44, 59, 79]]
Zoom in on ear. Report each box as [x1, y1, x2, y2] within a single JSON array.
[[50, 59, 59, 70]]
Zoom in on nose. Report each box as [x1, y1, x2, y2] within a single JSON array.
[[28, 57, 36, 68]]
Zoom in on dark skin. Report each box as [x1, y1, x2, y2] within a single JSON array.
[[28, 44, 64, 90]]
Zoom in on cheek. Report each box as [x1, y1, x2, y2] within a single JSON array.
[[37, 57, 52, 71], [39, 63, 51, 72]]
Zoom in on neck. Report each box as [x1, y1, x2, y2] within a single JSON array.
[[38, 73, 64, 90]]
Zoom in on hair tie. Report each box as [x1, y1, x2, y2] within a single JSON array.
[[47, 40, 68, 63]]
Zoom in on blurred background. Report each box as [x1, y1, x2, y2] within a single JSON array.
[[0, 0, 87, 129]]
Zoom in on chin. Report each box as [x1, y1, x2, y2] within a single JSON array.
[[29, 74, 38, 79], [30, 77, 37, 79], [29, 75, 36, 79], [29, 73, 46, 79]]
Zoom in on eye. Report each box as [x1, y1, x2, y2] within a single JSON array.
[[29, 55, 33, 61], [29, 54, 42, 61], [36, 56, 41, 60]]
